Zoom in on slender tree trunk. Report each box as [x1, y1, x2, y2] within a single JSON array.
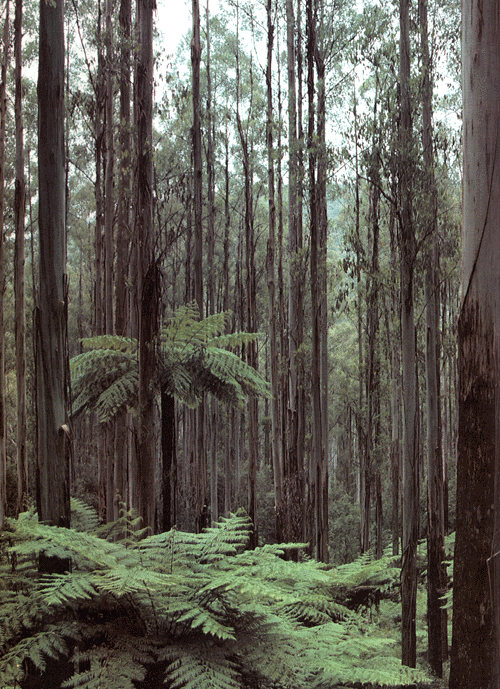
[[0, 0, 8, 528], [114, 0, 132, 515], [14, 0, 27, 516], [449, 0, 500, 683], [366, 97, 381, 557], [95, 2, 106, 520], [419, 0, 445, 673], [37, 0, 71, 541], [191, 0, 206, 533], [266, 0, 283, 542], [307, 0, 328, 563], [136, 0, 156, 532], [399, 0, 419, 664], [104, 0, 116, 524]]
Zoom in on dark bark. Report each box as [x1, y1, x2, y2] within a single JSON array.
[[136, 0, 156, 532], [0, 0, 8, 528], [419, 0, 446, 671], [36, 0, 71, 539], [450, 0, 500, 681], [399, 0, 418, 665], [14, 0, 27, 517], [160, 390, 176, 532], [266, 0, 283, 542]]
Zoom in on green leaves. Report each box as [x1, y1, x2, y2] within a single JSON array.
[[0, 508, 434, 689], [70, 304, 269, 422]]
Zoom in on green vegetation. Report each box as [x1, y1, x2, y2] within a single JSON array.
[[0, 503, 441, 689]]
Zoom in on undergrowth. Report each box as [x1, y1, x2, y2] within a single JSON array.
[[0, 500, 434, 689]]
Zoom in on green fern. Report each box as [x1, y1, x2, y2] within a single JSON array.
[[70, 305, 269, 422], [0, 509, 434, 689]]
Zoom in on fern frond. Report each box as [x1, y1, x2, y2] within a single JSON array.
[[70, 498, 100, 533], [79, 335, 138, 353], [162, 642, 241, 689], [71, 347, 138, 421], [0, 626, 70, 680], [61, 646, 146, 689]]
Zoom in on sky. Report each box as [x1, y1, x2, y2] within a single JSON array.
[[156, 0, 191, 56]]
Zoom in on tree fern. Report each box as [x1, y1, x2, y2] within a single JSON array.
[[0, 509, 435, 689], [70, 305, 269, 422]]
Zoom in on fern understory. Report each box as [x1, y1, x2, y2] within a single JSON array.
[[1, 501, 439, 689]]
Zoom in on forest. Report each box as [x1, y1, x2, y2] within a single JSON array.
[[0, 0, 498, 686]]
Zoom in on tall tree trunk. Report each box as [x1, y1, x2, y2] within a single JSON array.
[[104, 0, 116, 524], [399, 0, 419, 664], [366, 95, 381, 557], [191, 0, 206, 533], [136, 0, 156, 532], [14, 0, 27, 516], [95, 2, 106, 520], [285, 0, 304, 549], [449, 0, 500, 683], [419, 0, 445, 673], [114, 0, 132, 515], [0, 0, 8, 529], [266, 0, 283, 542], [307, 0, 328, 563], [36, 0, 71, 542]]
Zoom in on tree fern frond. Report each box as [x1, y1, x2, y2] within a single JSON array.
[[162, 642, 241, 689], [71, 347, 138, 420], [70, 498, 100, 533], [0, 626, 70, 680], [61, 646, 146, 689], [79, 335, 138, 353]]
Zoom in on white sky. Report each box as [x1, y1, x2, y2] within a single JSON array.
[[156, 0, 191, 55]]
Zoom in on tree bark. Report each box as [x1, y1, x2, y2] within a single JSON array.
[[136, 0, 157, 532], [266, 0, 283, 542], [14, 0, 27, 516], [36, 0, 71, 539], [449, 0, 500, 682], [399, 0, 419, 665], [419, 0, 446, 673], [285, 0, 304, 549], [114, 0, 132, 515], [0, 0, 8, 529]]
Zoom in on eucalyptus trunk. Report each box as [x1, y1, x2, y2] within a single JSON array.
[[266, 0, 283, 541], [14, 0, 27, 516], [450, 0, 500, 682], [36, 0, 71, 543], [399, 0, 419, 664], [136, 0, 156, 532], [0, 0, 8, 529], [419, 0, 446, 673]]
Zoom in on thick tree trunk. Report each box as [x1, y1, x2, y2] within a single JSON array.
[[449, 0, 500, 683], [36, 0, 71, 539], [14, 0, 27, 516]]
